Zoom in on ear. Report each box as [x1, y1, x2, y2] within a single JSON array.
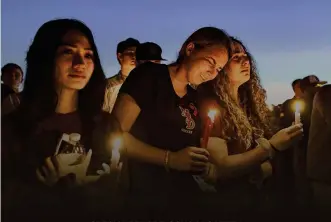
[[117, 53, 123, 64], [185, 42, 195, 57]]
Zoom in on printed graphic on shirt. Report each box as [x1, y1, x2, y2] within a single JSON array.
[[55, 133, 85, 155], [179, 103, 197, 134]]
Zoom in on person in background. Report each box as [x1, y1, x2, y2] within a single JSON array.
[[1, 63, 23, 102], [135, 42, 167, 66], [280, 79, 303, 128], [198, 37, 303, 215], [112, 27, 231, 216], [294, 74, 327, 208], [275, 78, 304, 207], [300, 75, 327, 132], [2, 19, 123, 221], [103, 38, 140, 113], [306, 84, 331, 215]]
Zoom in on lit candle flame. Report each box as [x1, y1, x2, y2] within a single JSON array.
[[293, 101, 304, 113], [295, 103, 300, 113], [112, 137, 122, 152], [293, 101, 304, 124], [208, 109, 217, 123], [110, 136, 122, 168]]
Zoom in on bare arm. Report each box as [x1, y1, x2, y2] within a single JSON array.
[[207, 137, 269, 179], [113, 93, 166, 166], [199, 103, 269, 179]]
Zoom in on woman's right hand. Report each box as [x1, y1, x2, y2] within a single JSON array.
[[269, 123, 303, 151], [36, 150, 93, 186], [168, 147, 209, 172]]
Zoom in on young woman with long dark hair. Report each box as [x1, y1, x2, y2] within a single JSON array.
[[2, 19, 122, 220]]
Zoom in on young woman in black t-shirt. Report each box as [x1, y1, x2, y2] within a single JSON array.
[[111, 27, 231, 212], [2, 19, 123, 220]]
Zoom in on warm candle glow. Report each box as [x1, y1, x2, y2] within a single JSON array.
[[112, 137, 122, 152], [295, 103, 300, 113], [293, 100, 304, 113], [207, 109, 218, 123], [293, 101, 304, 124], [110, 136, 123, 168]]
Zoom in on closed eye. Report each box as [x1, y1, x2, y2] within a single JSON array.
[[206, 57, 223, 72], [62, 49, 74, 55]]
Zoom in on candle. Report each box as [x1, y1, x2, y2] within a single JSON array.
[[194, 108, 218, 192], [110, 137, 122, 169], [201, 109, 217, 148], [294, 101, 302, 124]]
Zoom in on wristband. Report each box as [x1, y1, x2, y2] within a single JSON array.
[[164, 150, 170, 172], [256, 138, 275, 160], [270, 143, 279, 153]]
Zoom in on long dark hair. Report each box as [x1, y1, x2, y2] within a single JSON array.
[[18, 18, 106, 135], [175, 27, 231, 64]]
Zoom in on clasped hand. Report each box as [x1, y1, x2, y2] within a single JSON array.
[[36, 150, 122, 186]]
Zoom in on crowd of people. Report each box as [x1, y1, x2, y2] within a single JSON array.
[[1, 18, 330, 221]]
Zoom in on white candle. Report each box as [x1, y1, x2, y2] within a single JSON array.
[[295, 102, 301, 124], [110, 137, 122, 169]]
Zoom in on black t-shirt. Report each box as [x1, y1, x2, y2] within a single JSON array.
[[119, 63, 202, 197], [2, 111, 124, 218]]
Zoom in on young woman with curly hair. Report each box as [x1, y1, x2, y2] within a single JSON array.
[[198, 37, 303, 213]]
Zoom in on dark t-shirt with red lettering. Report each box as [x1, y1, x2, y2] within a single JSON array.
[[119, 63, 202, 201]]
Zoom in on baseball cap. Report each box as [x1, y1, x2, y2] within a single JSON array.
[[116, 38, 140, 54], [136, 42, 167, 61], [300, 75, 327, 91]]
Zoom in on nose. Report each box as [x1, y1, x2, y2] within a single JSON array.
[[72, 53, 85, 69], [242, 57, 249, 67]]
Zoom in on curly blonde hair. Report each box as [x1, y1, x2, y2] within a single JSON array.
[[210, 37, 273, 150]]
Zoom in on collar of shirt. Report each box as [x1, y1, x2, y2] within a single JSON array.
[[117, 71, 127, 82]]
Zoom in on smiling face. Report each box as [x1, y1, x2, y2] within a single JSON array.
[[184, 43, 229, 85], [225, 41, 251, 87], [54, 30, 95, 91]]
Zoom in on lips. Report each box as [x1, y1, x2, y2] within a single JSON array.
[[68, 73, 86, 79]]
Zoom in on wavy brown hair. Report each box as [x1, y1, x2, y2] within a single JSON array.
[[202, 37, 273, 150]]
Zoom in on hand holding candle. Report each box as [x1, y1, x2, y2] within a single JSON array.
[[193, 108, 218, 192]]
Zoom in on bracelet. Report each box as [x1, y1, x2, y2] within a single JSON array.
[[164, 150, 170, 172], [255, 138, 276, 160], [270, 143, 279, 153]]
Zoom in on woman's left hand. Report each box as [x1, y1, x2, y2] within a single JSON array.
[[261, 161, 273, 179]]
